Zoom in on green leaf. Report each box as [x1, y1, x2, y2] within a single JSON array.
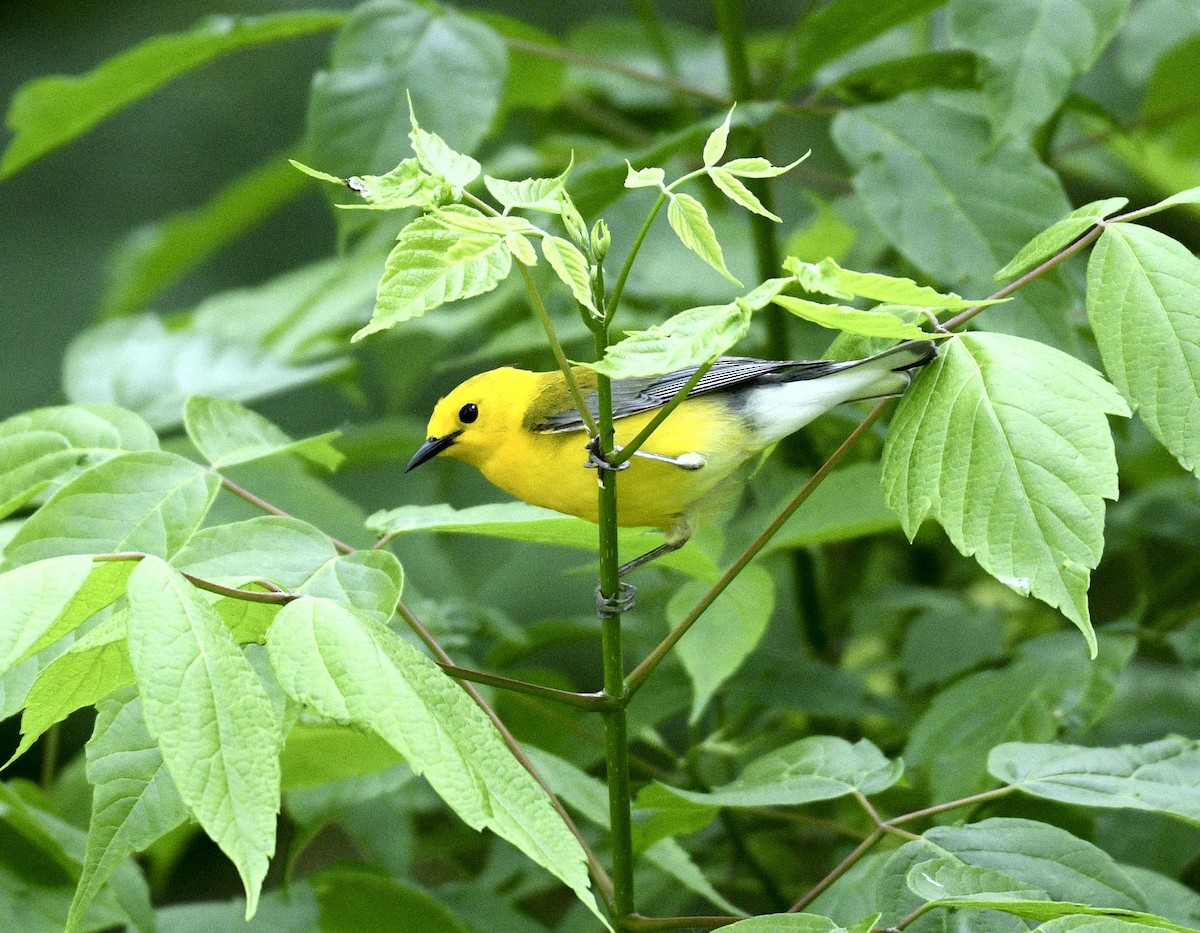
[[833, 93, 1076, 348], [353, 208, 512, 341], [716, 156, 805, 179], [631, 782, 719, 855], [1086, 223, 1200, 477], [785, 256, 997, 309], [783, 0, 947, 89], [67, 689, 189, 933], [506, 233, 538, 266], [100, 156, 307, 319], [709, 168, 780, 221], [670, 565, 775, 723], [996, 197, 1129, 281], [265, 597, 606, 927], [703, 106, 734, 167], [126, 557, 282, 917], [303, 0, 505, 180], [408, 105, 481, 190], [666, 192, 740, 284], [292, 157, 447, 212], [1136, 185, 1200, 217], [720, 913, 850, 931], [63, 314, 348, 431], [311, 866, 469, 933], [662, 736, 902, 808], [15, 559, 133, 664], [772, 296, 939, 339], [586, 301, 751, 379], [540, 236, 597, 314], [0, 556, 95, 675], [2, 451, 220, 570], [905, 857, 1195, 931], [171, 516, 338, 590], [905, 633, 1135, 803], [295, 550, 403, 622], [989, 737, 1200, 825], [0, 405, 159, 520], [625, 164, 666, 189], [763, 461, 902, 551], [184, 396, 342, 471], [948, 0, 1131, 140], [882, 334, 1129, 649], [0, 11, 345, 179], [11, 611, 136, 763], [817, 50, 980, 105], [484, 159, 574, 214], [523, 746, 743, 916], [1036, 917, 1195, 933]]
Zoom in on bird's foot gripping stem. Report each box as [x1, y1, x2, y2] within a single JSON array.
[[596, 582, 637, 617], [585, 436, 707, 472], [584, 436, 630, 472]]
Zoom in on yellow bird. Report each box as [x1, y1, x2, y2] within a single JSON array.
[[407, 339, 936, 573]]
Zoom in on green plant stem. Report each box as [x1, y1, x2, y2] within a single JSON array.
[[624, 400, 889, 699], [606, 191, 669, 325], [789, 826, 886, 913], [94, 552, 298, 604], [435, 661, 612, 710], [39, 723, 61, 789], [607, 360, 715, 467], [885, 785, 1015, 826]]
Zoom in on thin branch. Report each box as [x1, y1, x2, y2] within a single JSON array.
[[215, 474, 356, 555], [435, 661, 613, 711], [624, 914, 741, 931], [885, 785, 1015, 826], [94, 553, 297, 604], [788, 826, 885, 913]]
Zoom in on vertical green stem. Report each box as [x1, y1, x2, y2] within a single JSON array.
[[594, 329, 636, 921]]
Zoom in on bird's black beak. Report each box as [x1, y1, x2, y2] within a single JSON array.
[[405, 431, 461, 473]]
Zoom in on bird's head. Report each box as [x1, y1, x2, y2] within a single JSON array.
[[406, 367, 534, 472]]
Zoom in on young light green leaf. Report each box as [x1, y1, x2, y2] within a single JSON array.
[[718, 155, 809, 178], [0, 404, 159, 520], [0, 11, 345, 179], [948, 0, 1131, 141], [996, 197, 1128, 281], [343, 158, 447, 211], [0, 555, 93, 675], [408, 102, 482, 189], [785, 256, 995, 310], [429, 208, 540, 238], [625, 163, 666, 189], [541, 236, 597, 314], [66, 689, 189, 933], [11, 611, 135, 763], [708, 168, 781, 221], [171, 516, 337, 590], [670, 565, 775, 723], [288, 159, 345, 186], [2, 451, 220, 570], [585, 301, 751, 379], [184, 396, 342, 471], [354, 208, 512, 340], [266, 597, 606, 928], [1137, 185, 1200, 216], [505, 233, 538, 266], [127, 557, 281, 918], [661, 736, 902, 808], [703, 106, 735, 167], [1086, 223, 1200, 478], [989, 737, 1200, 825], [882, 334, 1130, 652], [15, 559, 133, 664], [484, 156, 574, 213], [772, 296, 939, 339]]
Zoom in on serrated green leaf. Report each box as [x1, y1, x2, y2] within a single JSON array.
[[354, 209, 512, 341], [772, 295, 939, 339], [523, 746, 743, 916], [996, 197, 1129, 281], [265, 596, 606, 928], [303, 1, 504, 181], [785, 256, 994, 310], [2, 451, 220, 570], [67, 689, 189, 933], [0, 405, 159, 520], [1086, 223, 1200, 478], [905, 634, 1135, 804], [295, 550, 403, 622], [484, 156, 574, 213], [430, 208, 540, 238], [171, 516, 337, 590], [989, 737, 1200, 825], [587, 301, 750, 379], [342, 158, 446, 211], [818, 50, 980, 105], [948, 0, 1131, 141], [541, 235, 596, 313], [703, 106, 734, 167], [0, 11, 345, 179], [709, 168, 781, 221], [11, 611, 135, 763], [126, 557, 281, 918], [0, 555, 94, 675], [631, 782, 719, 856], [505, 233, 538, 266], [662, 736, 903, 808], [408, 107, 481, 190], [670, 565, 775, 723], [101, 156, 306, 319], [184, 396, 342, 471], [624, 164, 666, 188], [718, 155, 809, 179], [882, 334, 1129, 649]]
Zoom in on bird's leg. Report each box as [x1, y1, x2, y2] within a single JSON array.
[[585, 436, 706, 472], [618, 539, 686, 576], [630, 450, 707, 470]]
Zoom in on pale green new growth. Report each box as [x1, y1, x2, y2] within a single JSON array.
[[0, 555, 94, 675], [882, 334, 1130, 653], [625, 164, 666, 188], [587, 302, 750, 379], [184, 396, 343, 471], [703, 106, 735, 168], [484, 155, 574, 214], [772, 295, 938, 339], [541, 236, 597, 314], [408, 97, 482, 191], [785, 256, 997, 310]]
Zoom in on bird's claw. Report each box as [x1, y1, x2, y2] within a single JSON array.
[[584, 436, 629, 472], [595, 582, 637, 617]]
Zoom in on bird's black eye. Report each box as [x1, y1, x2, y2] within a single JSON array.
[[459, 403, 479, 424]]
